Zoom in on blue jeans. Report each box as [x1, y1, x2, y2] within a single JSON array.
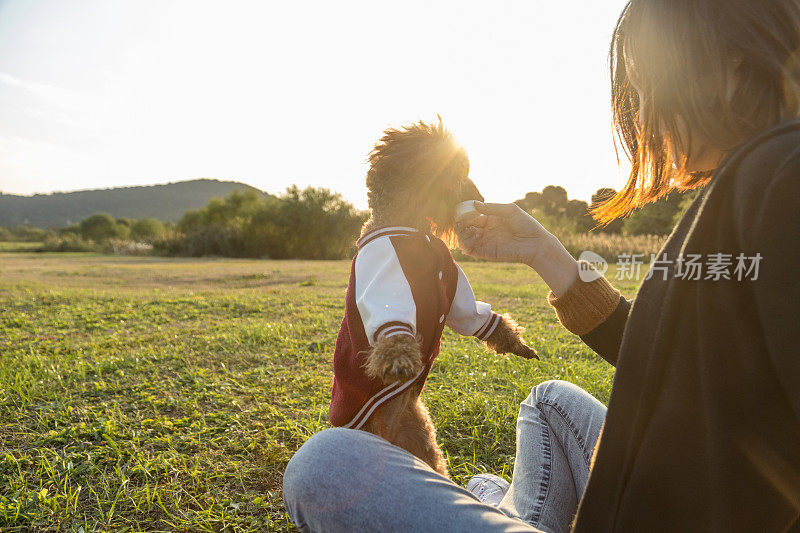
[[283, 380, 606, 532]]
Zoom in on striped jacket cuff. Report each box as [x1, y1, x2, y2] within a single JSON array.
[[374, 321, 415, 342], [474, 313, 501, 341]]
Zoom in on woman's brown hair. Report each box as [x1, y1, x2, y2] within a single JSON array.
[[594, 0, 800, 224]]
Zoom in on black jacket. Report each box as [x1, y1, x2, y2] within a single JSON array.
[[573, 118, 800, 532]]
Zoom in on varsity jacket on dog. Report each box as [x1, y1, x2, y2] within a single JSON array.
[[328, 226, 501, 429]]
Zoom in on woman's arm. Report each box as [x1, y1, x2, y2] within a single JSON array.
[[553, 281, 631, 367], [457, 202, 628, 365]]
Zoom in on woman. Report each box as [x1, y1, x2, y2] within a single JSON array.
[[283, 0, 800, 530]]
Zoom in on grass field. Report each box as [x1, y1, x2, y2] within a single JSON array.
[[0, 252, 638, 531]]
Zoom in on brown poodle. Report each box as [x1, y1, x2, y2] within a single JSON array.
[[328, 119, 536, 477]]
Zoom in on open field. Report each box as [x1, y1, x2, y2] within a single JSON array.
[[0, 253, 638, 531]]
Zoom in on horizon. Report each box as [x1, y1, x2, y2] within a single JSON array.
[[0, 176, 606, 206], [0, 0, 631, 209]]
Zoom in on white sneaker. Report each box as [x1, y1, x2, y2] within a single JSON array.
[[466, 473, 510, 507]]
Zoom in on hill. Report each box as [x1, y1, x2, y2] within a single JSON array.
[[0, 179, 269, 228]]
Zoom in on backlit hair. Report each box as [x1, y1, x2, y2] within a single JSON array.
[[366, 119, 474, 246], [594, 0, 800, 223]]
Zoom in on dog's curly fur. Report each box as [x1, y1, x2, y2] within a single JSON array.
[[362, 334, 422, 384], [358, 118, 537, 477]]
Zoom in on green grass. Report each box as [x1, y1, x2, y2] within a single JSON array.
[[0, 252, 639, 531]]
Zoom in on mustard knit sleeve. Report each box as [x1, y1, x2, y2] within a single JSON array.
[[547, 263, 621, 336]]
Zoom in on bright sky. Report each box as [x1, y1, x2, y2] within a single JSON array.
[[0, 0, 631, 209]]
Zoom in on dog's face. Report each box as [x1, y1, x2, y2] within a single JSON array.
[[366, 119, 484, 245]]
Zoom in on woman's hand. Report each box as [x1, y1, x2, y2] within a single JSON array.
[[456, 202, 551, 264], [456, 202, 580, 297]]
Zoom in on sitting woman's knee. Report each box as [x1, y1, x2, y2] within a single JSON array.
[[283, 428, 357, 508], [529, 379, 586, 406], [283, 427, 399, 528]]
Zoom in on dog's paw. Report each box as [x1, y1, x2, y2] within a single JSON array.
[[511, 342, 538, 360], [363, 335, 423, 384], [485, 313, 538, 360]]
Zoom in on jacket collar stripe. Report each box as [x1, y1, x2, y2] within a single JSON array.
[[357, 227, 419, 249]]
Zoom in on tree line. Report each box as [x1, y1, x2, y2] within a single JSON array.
[[0, 216, 165, 248], [0, 186, 365, 259], [515, 185, 696, 237], [0, 184, 696, 259], [156, 187, 366, 259]]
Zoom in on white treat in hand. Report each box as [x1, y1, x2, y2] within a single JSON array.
[[455, 200, 479, 221]]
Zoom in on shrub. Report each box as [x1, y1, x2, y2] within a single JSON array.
[[671, 190, 701, 227], [621, 191, 696, 236], [38, 234, 102, 253], [79, 214, 126, 242], [177, 190, 263, 234], [116, 224, 131, 240], [177, 209, 204, 235], [253, 186, 366, 259], [516, 186, 595, 233], [165, 225, 243, 257], [131, 218, 166, 242], [529, 209, 583, 238], [164, 187, 366, 259], [0, 226, 48, 242]]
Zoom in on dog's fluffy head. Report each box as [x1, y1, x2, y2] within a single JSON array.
[[366, 118, 484, 246]]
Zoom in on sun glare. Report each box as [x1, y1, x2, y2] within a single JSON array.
[[0, 0, 630, 207]]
